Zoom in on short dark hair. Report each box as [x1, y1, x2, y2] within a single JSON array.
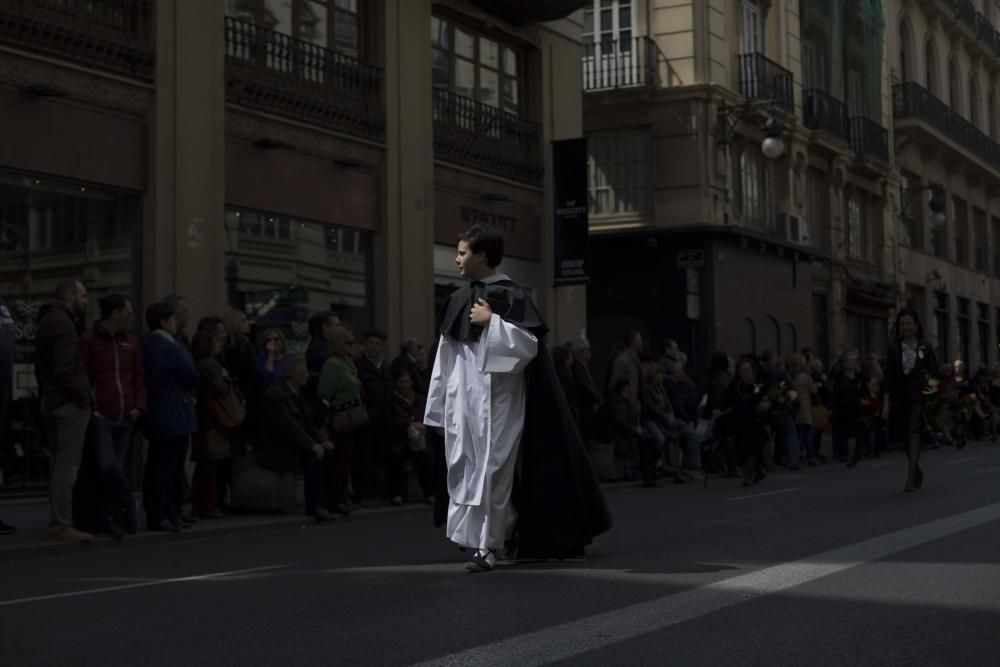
[[308, 312, 337, 339], [400, 337, 418, 355], [55, 279, 79, 302], [457, 224, 504, 268], [197, 315, 224, 333], [146, 302, 175, 332], [365, 329, 387, 341], [98, 294, 128, 321]]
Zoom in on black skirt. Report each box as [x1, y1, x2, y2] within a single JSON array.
[[888, 397, 924, 444]]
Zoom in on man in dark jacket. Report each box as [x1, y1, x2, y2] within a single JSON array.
[[81, 294, 147, 537], [354, 328, 392, 501], [141, 302, 200, 532], [258, 357, 336, 522], [571, 339, 602, 443], [35, 279, 92, 542]]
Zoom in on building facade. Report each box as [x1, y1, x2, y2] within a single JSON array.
[[888, 0, 1000, 371], [582, 0, 896, 380], [0, 0, 587, 492]]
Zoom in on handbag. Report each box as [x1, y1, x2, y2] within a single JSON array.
[[811, 405, 830, 431], [207, 386, 246, 431], [330, 398, 370, 433]]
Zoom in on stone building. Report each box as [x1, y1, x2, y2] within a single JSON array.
[[0, 0, 587, 492], [582, 0, 895, 379]]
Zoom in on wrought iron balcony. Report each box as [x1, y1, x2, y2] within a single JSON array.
[[582, 36, 658, 92], [803, 88, 849, 143], [893, 81, 1000, 173], [224, 17, 385, 142], [849, 116, 889, 163], [0, 0, 154, 80], [432, 89, 543, 185], [737, 52, 794, 113], [939, 0, 1000, 59]]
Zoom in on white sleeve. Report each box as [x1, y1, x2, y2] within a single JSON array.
[[476, 314, 538, 375], [423, 336, 447, 427]]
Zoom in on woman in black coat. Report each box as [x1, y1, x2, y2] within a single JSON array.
[[721, 356, 769, 487], [830, 350, 864, 467], [883, 307, 939, 492]]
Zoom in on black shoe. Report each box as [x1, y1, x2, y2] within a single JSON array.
[[148, 520, 181, 533], [0, 520, 16, 535], [310, 508, 337, 524], [465, 549, 496, 572]]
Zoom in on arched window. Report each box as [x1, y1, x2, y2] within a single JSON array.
[[740, 149, 763, 229], [760, 315, 780, 355], [924, 40, 938, 96], [784, 323, 798, 354], [898, 20, 913, 82], [737, 318, 756, 356], [990, 92, 998, 141], [949, 58, 961, 110], [970, 76, 981, 128]]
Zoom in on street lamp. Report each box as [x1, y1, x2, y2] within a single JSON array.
[[715, 99, 785, 159]]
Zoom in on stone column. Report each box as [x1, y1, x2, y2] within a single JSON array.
[[382, 0, 435, 348], [150, 0, 226, 320]]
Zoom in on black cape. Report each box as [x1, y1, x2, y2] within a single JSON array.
[[431, 277, 613, 558]]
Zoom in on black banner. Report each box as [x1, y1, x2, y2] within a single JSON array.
[[552, 138, 590, 285]]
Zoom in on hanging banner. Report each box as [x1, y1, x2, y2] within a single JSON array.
[[552, 137, 590, 285]]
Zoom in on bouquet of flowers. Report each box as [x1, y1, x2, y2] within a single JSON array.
[[859, 392, 882, 429], [956, 391, 978, 422], [762, 380, 798, 417], [917, 376, 953, 433]]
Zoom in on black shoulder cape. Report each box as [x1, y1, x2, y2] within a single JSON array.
[[431, 278, 613, 558]]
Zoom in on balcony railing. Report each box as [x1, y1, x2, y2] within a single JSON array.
[[940, 0, 1000, 59], [803, 88, 849, 143], [737, 52, 794, 113], [0, 0, 154, 80], [893, 81, 1000, 173], [582, 36, 657, 91], [432, 89, 543, 185], [224, 17, 385, 142], [849, 116, 889, 163]]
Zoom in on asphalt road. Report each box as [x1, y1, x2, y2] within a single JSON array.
[[2, 443, 999, 666]]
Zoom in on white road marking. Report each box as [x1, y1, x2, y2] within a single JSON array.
[[946, 456, 982, 465], [412, 501, 1000, 667], [728, 487, 803, 501], [0, 564, 295, 607]]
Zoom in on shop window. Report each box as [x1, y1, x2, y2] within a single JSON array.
[[587, 130, 650, 217], [431, 15, 523, 116], [224, 207, 371, 350], [0, 172, 140, 493]]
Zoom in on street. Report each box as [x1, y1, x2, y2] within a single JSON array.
[[2, 443, 1000, 666]]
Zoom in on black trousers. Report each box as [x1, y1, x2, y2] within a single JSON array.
[[301, 450, 337, 514], [145, 435, 186, 524]]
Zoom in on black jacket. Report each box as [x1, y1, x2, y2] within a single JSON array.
[[257, 381, 323, 474], [884, 340, 939, 404], [355, 354, 393, 436], [35, 303, 90, 410]]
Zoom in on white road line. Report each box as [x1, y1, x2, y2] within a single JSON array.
[[0, 563, 295, 608], [412, 502, 1000, 667], [728, 487, 803, 501], [946, 456, 982, 465]]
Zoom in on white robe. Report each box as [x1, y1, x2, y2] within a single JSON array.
[[424, 312, 538, 550]]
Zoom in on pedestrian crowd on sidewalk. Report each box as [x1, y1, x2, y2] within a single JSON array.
[[3, 280, 998, 540]]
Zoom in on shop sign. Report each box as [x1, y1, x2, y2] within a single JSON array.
[[552, 138, 589, 286]]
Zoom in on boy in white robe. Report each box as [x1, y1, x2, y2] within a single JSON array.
[[424, 225, 538, 572]]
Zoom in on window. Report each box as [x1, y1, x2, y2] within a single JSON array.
[[588, 130, 650, 217], [979, 303, 991, 368], [741, 0, 763, 54], [804, 169, 829, 247], [431, 16, 523, 115], [760, 315, 779, 355], [737, 318, 756, 356], [925, 41, 939, 96], [935, 291, 950, 361], [953, 196, 968, 266], [991, 94, 998, 141], [225, 0, 362, 58], [898, 20, 913, 82], [738, 147, 767, 230], [582, 1, 639, 88], [974, 207, 987, 272], [784, 323, 797, 355], [958, 297, 971, 364], [970, 76, 981, 128], [847, 68, 865, 117], [949, 58, 961, 111], [847, 194, 864, 258], [993, 216, 1000, 277]]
